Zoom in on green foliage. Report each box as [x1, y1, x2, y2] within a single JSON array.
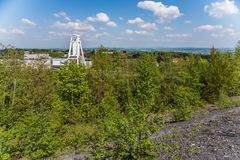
[[0, 112, 63, 159], [1, 45, 240, 159], [0, 49, 63, 159], [158, 55, 205, 120], [90, 53, 162, 159], [133, 54, 160, 112], [171, 86, 195, 121], [216, 92, 240, 109], [92, 105, 163, 159], [57, 62, 92, 123], [89, 46, 115, 104], [204, 48, 240, 101], [236, 40, 240, 55]]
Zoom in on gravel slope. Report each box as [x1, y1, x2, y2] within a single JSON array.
[[154, 107, 240, 160]]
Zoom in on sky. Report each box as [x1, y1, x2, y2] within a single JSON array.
[[0, 0, 239, 48]]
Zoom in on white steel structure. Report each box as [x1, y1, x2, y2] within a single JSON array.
[[68, 34, 86, 65]]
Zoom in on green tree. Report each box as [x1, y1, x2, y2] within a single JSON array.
[[91, 54, 162, 159], [0, 48, 63, 159], [236, 40, 240, 55], [132, 54, 160, 113], [158, 54, 205, 120], [57, 62, 92, 123], [204, 48, 239, 101]]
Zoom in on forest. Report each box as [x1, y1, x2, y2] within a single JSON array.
[[0, 42, 240, 159]]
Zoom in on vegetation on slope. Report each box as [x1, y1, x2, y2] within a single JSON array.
[[0, 42, 240, 159]]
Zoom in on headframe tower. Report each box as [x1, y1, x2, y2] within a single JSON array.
[[68, 34, 86, 65]]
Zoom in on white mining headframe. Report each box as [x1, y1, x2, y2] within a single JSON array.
[[24, 34, 91, 68], [67, 34, 86, 66]]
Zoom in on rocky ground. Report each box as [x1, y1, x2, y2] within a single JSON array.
[[154, 106, 240, 160]]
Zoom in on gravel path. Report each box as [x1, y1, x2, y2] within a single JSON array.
[[154, 107, 240, 160]]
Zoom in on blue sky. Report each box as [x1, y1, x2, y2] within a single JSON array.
[[0, 0, 239, 48]]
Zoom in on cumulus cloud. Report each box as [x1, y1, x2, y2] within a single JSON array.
[[195, 24, 239, 38], [52, 20, 95, 31], [204, 0, 239, 18], [54, 11, 71, 21], [194, 25, 223, 31], [128, 17, 144, 24], [53, 12, 96, 31], [21, 18, 37, 26], [87, 12, 110, 22], [106, 21, 118, 28], [137, 1, 183, 22], [128, 17, 157, 30], [0, 28, 25, 35], [87, 12, 118, 28], [126, 29, 150, 35]]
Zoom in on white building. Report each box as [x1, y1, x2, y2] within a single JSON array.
[[24, 52, 51, 68]]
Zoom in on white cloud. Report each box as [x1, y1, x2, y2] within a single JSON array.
[[128, 17, 144, 24], [87, 12, 110, 22], [194, 25, 223, 31], [52, 20, 95, 31], [86, 17, 95, 22], [184, 20, 192, 24], [139, 23, 157, 30], [164, 26, 173, 31], [126, 29, 150, 35], [21, 18, 36, 26], [106, 21, 118, 27], [0, 28, 25, 35], [204, 0, 239, 18], [137, 1, 183, 22], [87, 12, 117, 28], [197, 25, 239, 38], [166, 34, 191, 38], [128, 17, 157, 30], [126, 29, 134, 34], [54, 11, 71, 21]]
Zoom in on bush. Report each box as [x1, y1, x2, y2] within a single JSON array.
[[0, 111, 63, 159], [204, 49, 240, 101], [91, 108, 163, 159]]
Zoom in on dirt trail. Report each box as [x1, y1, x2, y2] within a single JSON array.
[[155, 107, 240, 160]]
